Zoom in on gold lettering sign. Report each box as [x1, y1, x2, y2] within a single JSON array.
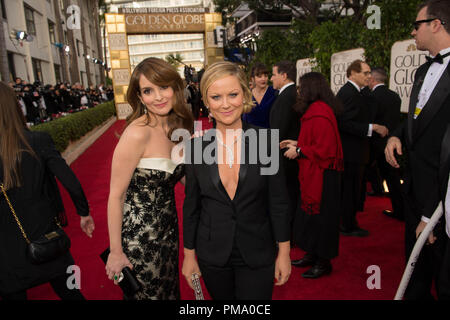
[[124, 13, 206, 34]]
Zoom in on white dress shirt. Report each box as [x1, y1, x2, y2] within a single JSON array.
[[278, 82, 295, 95], [416, 47, 450, 224], [415, 47, 450, 119], [446, 174, 450, 237]]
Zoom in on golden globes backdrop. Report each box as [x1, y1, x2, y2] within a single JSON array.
[[389, 39, 429, 113], [330, 48, 365, 94], [105, 8, 224, 119], [296, 58, 317, 85]]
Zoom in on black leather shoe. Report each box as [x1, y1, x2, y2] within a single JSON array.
[[340, 227, 369, 237], [291, 255, 316, 268], [382, 210, 404, 221], [302, 261, 332, 279]]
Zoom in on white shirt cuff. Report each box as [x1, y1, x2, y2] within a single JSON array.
[[421, 216, 431, 224], [368, 124, 373, 137]]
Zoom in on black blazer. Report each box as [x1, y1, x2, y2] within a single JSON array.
[[371, 85, 402, 156], [392, 62, 450, 220], [269, 84, 300, 141], [337, 82, 372, 164], [183, 122, 290, 269], [0, 131, 89, 295]]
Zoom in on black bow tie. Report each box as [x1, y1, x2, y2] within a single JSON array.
[[426, 52, 450, 64]]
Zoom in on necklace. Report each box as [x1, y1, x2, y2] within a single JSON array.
[[216, 134, 240, 168]]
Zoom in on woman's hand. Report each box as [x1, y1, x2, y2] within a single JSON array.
[[283, 146, 298, 160], [274, 241, 291, 286], [80, 215, 95, 238], [182, 249, 201, 290], [105, 250, 133, 285], [279, 139, 297, 149]]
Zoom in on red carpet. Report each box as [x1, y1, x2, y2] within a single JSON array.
[[27, 119, 406, 300]]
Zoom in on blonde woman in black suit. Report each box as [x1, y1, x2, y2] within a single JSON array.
[[182, 61, 291, 300]]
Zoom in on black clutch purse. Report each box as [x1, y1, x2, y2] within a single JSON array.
[[100, 248, 142, 297]]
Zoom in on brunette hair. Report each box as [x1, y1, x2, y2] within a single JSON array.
[[294, 72, 343, 115], [273, 60, 296, 82], [200, 61, 254, 114], [0, 82, 36, 189], [420, 0, 450, 33], [346, 59, 365, 78], [126, 57, 193, 138], [250, 62, 269, 78]]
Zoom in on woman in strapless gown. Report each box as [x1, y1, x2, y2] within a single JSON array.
[[122, 158, 184, 299], [105, 58, 193, 300]]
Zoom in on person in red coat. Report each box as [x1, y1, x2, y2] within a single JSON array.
[[281, 72, 344, 279]]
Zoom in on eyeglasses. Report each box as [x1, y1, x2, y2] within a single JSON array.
[[413, 18, 446, 30]]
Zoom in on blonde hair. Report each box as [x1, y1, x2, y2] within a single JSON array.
[[200, 61, 254, 114]]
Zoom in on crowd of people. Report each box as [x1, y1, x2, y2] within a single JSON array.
[[0, 0, 449, 302], [8, 78, 114, 126]]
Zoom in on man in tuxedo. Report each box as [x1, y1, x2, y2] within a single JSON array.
[[270, 60, 300, 230], [385, 0, 450, 300], [368, 67, 404, 220], [337, 60, 388, 237]]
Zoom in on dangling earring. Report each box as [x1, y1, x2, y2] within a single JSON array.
[[141, 102, 147, 114]]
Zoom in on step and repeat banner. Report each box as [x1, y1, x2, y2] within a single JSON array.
[[330, 48, 365, 94], [297, 41, 429, 113], [389, 39, 428, 113]]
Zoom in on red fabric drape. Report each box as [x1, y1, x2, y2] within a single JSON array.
[[297, 100, 343, 214]]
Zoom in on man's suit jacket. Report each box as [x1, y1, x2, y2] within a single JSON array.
[[183, 122, 290, 269], [269, 84, 300, 141], [392, 62, 450, 221], [337, 82, 372, 164], [268, 84, 300, 216], [371, 85, 402, 156]]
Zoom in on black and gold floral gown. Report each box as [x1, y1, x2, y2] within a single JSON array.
[[121, 158, 184, 300]]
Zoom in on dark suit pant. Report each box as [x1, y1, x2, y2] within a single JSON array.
[[438, 237, 450, 300], [377, 156, 404, 217], [198, 245, 275, 300], [341, 162, 365, 231], [403, 194, 447, 300], [0, 272, 85, 300]]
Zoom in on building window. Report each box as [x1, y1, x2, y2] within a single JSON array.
[[54, 64, 61, 83], [24, 6, 36, 35], [7, 52, 16, 82], [32, 58, 43, 83], [48, 20, 56, 43], [1, 0, 7, 20], [76, 40, 81, 57]]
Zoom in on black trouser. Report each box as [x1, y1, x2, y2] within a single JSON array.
[[377, 155, 404, 217], [341, 162, 365, 231], [438, 237, 450, 300], [198, 246, 275, 300], [1, 273, 85, 300]]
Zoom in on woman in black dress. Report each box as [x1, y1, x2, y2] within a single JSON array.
[[0, 82, 95, 300]]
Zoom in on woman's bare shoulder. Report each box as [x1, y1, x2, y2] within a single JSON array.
[[122, 117, 152, 142]]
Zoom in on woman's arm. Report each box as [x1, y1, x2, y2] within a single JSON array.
[[105, 126, 146, 283], [182, 141, 203, 289], [39, 132, 94, 237]]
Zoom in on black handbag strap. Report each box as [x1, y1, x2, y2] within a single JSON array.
[[0, 183, 31, 244]]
